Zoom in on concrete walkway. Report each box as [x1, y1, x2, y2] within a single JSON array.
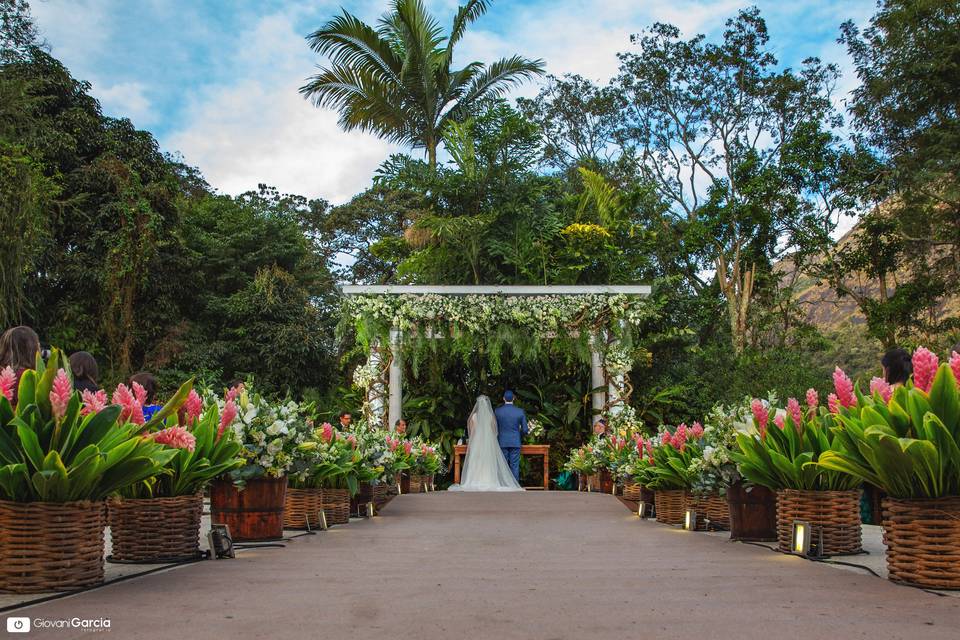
[[14, 492, 960, 639]]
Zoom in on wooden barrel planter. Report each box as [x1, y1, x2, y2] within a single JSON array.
[[409, 474, 432, 493], [284, 488, 324, 530], [623, 482, 642, 502], [727, 483, 777, 541], [108, 494, 203, 563], [882, 496, 960, 589], [655, 489, 687, 525], [599, 469, 614, 494], [686, 493, 730, 531], [400, 473, 411, 494], [580, 473, 599, 492], [776, 489, 862, 555], [323, 487, 351, 525], [373, 483, 390, 509], [210, 477, 287, 542], [0, 499, 105, 593], [352, 482, 374, 515]]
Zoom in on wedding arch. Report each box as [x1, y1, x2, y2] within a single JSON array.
[[341, 285, 653, 429]]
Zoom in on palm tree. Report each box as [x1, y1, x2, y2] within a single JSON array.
[[300, 0, 544, 169]]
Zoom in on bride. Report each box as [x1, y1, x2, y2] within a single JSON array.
[[448, 395, 523, 492]]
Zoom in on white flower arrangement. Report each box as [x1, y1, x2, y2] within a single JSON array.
[[527, 419, 545, 441]]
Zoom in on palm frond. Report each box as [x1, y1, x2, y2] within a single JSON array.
[[305, 10, 404, 87], [458, 55, 545, 110], [447, 0, 491, 59]]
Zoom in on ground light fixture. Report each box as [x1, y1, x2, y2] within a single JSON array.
[[366, 502, 376, 518], [683, 508, 697, 531], [637, 502, 649, 519], [792, 520, 812, 556]]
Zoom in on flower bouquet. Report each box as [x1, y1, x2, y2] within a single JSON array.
[[409, 440, 443, 492], [0, 350, 177, 592], [563, 445, 599, 491], [645, 424, 705, 525]]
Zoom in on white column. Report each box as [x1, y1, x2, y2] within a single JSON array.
[[388, 327, 402, 430], [607, 319, 628, 416], [369, 339, 385, 426], [590, 335, 606, 424]]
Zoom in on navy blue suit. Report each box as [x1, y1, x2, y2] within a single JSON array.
[[494, 403, 528, 482]]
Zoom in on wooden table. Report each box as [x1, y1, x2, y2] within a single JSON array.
[[453, 444, 550, 490]]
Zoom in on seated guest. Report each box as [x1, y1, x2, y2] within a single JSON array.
[[0, 326, 41, 406], [339, 411, 352, 429], [881, 348, 912, 386], [395, 418, 407, 435], [129, 371, 162, 422], [69, 351, 101, 394], [593, 418, 609, 436]]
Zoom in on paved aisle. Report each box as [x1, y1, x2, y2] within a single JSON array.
[[15, 492, 960, 639]]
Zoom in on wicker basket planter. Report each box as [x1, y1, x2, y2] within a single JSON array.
[[776, 489, 862, 555], [580, 473, 599, 492], [409, 474, 433, 493], [623, 482, 642, 501], [108, 494, 203, 563], [373, 483, 390, 508], [882, 496, 960, 589], [0, 499, 105, 593], [655, 489, 687, 525], [686, 493, 730, 531], [323, 487, 351, 525], [284, 488, 325, 530]]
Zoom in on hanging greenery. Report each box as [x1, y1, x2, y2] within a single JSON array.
[[343, 293, 658, 376]]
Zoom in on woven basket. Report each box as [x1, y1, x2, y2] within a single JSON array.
[[623, 482, 642, 501], [685, 493, 730, 531], [284, 488, 324, 529], [373, 483, 390, 508], [776, 489, 862, 555], [882, 496, 960, 589], [581, 473, 599, 492], [323, 488, 351, 525], [0, 499, 105, 593], [108, 494, 203, 563], [409, 474, 433, 493], [655, 489, 687, 525]]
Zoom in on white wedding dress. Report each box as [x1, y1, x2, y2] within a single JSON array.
[[448, 396, 524, 492]]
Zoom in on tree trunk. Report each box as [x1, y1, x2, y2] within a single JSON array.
[[716, 251, 755, 355], [427, 142, 437, 170]]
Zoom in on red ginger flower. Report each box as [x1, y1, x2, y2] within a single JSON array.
[[869, 377, 893, 403], [827, 393, 840, 414], [321, 422, 334, 443], [152, 425, 196, 452], [404, 441, 413, 455], [675, 423, 688, 445], [113, 384, 144, 425], [661, 431, 673, 448], [787, 398, 803, 430], [645, 439, 653, 456], [225, 383, 244, 403], [219, 399, 238, 439], [774, 414, 785, 430], [951, 352, 960, 389], [691, 422, 704, 439], [832, 367, 855, 408], [805, 388, 818, 412], [750, 399, 768, 438], [184, 389, 203, 425], [132, 381, 148, 407], [81, 389, 108, 415], [912, 347, 939, 393], [50, 369, 72, 421], [347, 434, 357, 449], [0, 366, 16, 403]]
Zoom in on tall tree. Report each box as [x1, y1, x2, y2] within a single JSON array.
[[615, 9, 845, 353], [300, 0, 544, 168]]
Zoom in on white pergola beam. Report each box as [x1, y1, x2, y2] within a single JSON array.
[[342, 285, 650, 296]]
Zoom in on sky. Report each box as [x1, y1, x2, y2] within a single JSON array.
[[29, 0, 877, 206]]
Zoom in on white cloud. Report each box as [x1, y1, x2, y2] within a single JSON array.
[[93, 80, 154, 124], [31, 0, 115, 62], [165, 9, 398, 204]]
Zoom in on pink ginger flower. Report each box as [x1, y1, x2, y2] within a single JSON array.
[[347, 434, 357, 449], [645, 439, 653, 456], [805, 388, 818, 413], [647, 454, 655, 465], [912, 347, 939, 393], [404, 441, 413, 455], [661, 431, 673, 448], [151, 425, 196, 452], [869, 377, 893, 403], [49, 369, 72, 421], [225, 383, 244, 403], [774, 414, 785, 430], [827, 393, 840, 414], [675, 423, 688, 446], [750, 399, 768, 437], [321, 422, 334, 443], [0, 366, 16, 403], [132, 381, 148, 407], [113, 384, 145, 425], [951, 352, 960, 389], [218, 399, 238, 439], [81, 389, 108, 415], [386, 435, 398, 451], [691, 421, 704, 439], [184, 389, 203, 425], [636, 437, 644, 454], [832, 367, 855, 408], [787, 398, 803, 430]]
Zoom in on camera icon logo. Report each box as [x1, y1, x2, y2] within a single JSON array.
[[6, 616, 31, 633]]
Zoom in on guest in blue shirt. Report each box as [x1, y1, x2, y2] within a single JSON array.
[[129, 371, 162, 422]]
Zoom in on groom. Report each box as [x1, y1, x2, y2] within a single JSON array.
[[494, 390, 528, 482]]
